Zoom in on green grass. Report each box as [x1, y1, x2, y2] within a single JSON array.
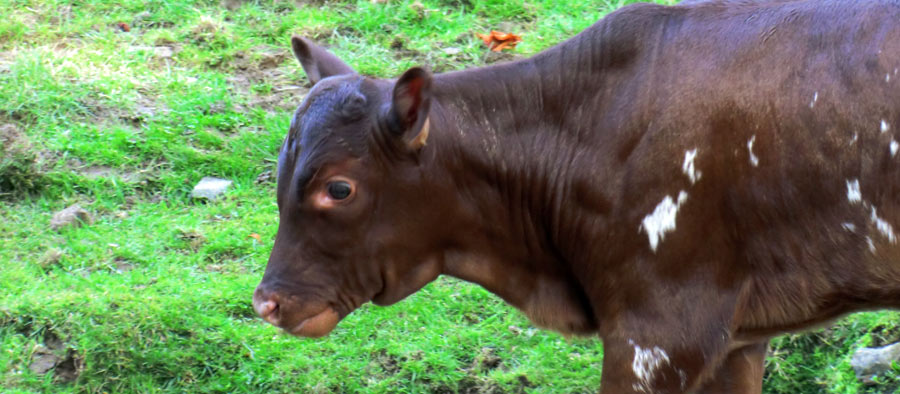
[[1, 0, 898, 392]]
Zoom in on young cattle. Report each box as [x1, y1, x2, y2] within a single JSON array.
[[253, 0, 900, 392]]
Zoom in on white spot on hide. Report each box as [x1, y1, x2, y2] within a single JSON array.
[[682, 149, 701, 184], [847, 179, 862, 203], [892, 141, 899, 157], [747, 135, 759, 167], [888, 74, 892, 83], [640, 191, 688, 252], [882, 120, 891, 133], [870, 207, 897, 243], [850, 133, 858, 145], [843, 222, 856, 232], [629, 340, 671, 393], [810, 91, 818, 108], [868, 236, 876, 252]]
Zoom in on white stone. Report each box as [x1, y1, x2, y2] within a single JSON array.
[[851, 342, 900, 383], [191, 177, 233, 200]]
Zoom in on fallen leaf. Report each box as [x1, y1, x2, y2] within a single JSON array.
[[475, 30, 522, 52], [117, 22, 130, 32], [248, 233, 261, 242]]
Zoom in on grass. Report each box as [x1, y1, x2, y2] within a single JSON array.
[[1, 0, 899, 392]]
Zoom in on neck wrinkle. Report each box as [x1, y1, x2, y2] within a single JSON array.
[[423, 70, 597, 334]]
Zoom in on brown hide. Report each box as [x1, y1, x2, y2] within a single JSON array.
[[254, 1, 900, 392]]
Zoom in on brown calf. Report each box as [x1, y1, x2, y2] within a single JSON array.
[[253, 0, 900, 392]]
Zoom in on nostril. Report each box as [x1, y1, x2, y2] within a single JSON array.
[[257, 300, 278, 318], [253, 289, 282, 324]]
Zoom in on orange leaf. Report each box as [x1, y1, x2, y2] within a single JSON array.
[[117, 22, 130, 32], [248, 233, 261, 241], [475, 30, 522, 52]]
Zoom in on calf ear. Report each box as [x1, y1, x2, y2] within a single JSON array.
[[388, 67, 432, 150], [291, 36, 355, 85]]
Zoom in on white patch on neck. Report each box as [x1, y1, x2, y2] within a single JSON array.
[[882, 120, 891, 133], [747, 135, 759, 167], [809, 91, 818, 108], [846, 179, 862, 203], [891, 140, 898, 157], [640, 192, 688, 252], [682, 149, 701, 184], [629, 340, 671, 393], [870, 207, 897, 243]]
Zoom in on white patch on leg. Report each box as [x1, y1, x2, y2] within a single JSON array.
[[882, 120, 891, 133], [682, 149, 701, 184], [891, 140, 898, 157], [640, 191, 689, 252], [629, 340, 671, 393], [809, 91, 818, 108], [747, 135, 759, 167], [846, 179, 862, 203], [870, 207, 897, 243]]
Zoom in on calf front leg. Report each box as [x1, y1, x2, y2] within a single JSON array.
[[696, 341, 768, 394], [596, 291, 744, 393], [600, 336, 726, 394]]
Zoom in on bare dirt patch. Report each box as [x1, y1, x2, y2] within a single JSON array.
[[226, 47, 308, 112], [28, 331, 83, 383]]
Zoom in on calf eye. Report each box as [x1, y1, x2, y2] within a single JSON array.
[[327, 181, 353, 200]]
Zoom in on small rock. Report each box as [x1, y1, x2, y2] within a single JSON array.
[[191, 177, 232, 201], [443, 47, 462, 55], [38, 249, 64, 269], [50, 205, 92, 231], [851, 342, 900, 383], [29, 345, 60, 375], [154, 46, 174, 58]]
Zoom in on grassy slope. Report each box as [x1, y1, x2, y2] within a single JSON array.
[[1, 0, 899, 392]]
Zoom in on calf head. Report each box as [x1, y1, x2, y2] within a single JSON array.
[[253, 37, 455, 337]]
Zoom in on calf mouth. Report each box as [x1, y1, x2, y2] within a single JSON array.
[[252, 288, 343, 338], [286, 307, 340, 337]]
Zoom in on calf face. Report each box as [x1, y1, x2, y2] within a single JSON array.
[[253, 37, 453, 337]]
